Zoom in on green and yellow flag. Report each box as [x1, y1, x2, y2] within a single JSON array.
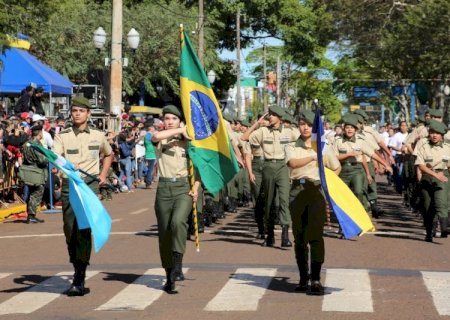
[[180, 30, 239, 193]]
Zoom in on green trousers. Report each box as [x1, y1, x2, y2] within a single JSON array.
[[226, 173, 238, 199], [421, 173, 448, 236], [250, 157, 264, 205], [289, 182, 326, 266], [365, 161, 377, 202], [339, 163, 366, 205], [261, 161, 291, 226], [27, 184, 44, 216], [155, 180, 192, 268], [62, 177, 99, 265]]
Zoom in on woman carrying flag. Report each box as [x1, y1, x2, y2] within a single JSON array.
[[151, 105, 200, 294], [285, 110, 341, 295]]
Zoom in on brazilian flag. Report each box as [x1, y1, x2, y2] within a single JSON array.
[[180, 30, 239, 194]]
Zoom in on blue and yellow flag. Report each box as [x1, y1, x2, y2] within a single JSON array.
[[312, 109, 375, 239], [180, 30, 239, 193]]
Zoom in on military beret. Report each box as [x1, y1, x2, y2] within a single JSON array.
[[162, 105, 183, 119], [72, 96, 92, 109], [353, 109, 369, 121], [223, 114, 234, 122], [342, 114, 359, 128], [298, 110, 315, 125], [429, 109, 443, 118], [428, 119, 447, 135], [353, 113, 364, 124], [417, 114, 426, 123], [240, 120, 251, 127], [268, 105, 285, 118]]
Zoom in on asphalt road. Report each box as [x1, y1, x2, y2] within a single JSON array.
[[1, 179, 450, 320]]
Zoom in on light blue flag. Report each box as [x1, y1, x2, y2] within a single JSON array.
[[31, 144, 112, 252]]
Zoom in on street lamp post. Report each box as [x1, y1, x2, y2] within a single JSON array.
[[207, 70, 216, 85], [93, 24, 140, 118]]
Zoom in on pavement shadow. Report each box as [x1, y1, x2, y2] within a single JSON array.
[[0, 275, 53, 293], [102, 272, 145, 284]]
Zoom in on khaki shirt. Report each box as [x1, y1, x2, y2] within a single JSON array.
[[333, 134, 374, 163], [404, 124, 428, 149], [415, 140, 450, 170], [412, 137, 428, 156], [286, 139, 340, 181], [360, 127, 381, 151], [53, 126, 112, 176], [155, 136, 189, 178], [444, 131, 450, 144], [363, 125, 383, 144], [249, 125, 299, 160]]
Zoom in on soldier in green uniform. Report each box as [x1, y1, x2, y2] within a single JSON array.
[[415, 120, 450, 242], [20, 125, 48, 224], [151, 105, 200, 294], [286, 110, 341, 295], [242, 105, 299, 247], [53, 96, 113, 296], [334, 115, 392, 205]]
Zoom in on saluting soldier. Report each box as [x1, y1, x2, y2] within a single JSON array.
[[151, 105, 200, 294], [333, 115, 392, 206], [286, 110, 341, 295], [415, 120, 450, 242], [242, 105, 299, 247], [53, 96, 113, 296], [20, 125, 48, 224]]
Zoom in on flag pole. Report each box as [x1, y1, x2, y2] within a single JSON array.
[[181, 23, 200, 252]]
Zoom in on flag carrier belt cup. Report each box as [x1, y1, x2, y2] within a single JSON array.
[[159, 176, 189, 183]]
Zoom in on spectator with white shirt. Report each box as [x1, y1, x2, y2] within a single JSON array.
[[388, 121, 409, 193]]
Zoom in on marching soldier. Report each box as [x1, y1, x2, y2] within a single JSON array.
[[53, 96, 113, 296], [20, 125, 48, 224], [151, 105, 200, 294], [242, 105, 299, 247], [286, 110, 341, 295], [415, 120, 450, 242], [333, 115, 392, 206]]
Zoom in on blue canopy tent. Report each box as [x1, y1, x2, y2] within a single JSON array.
[[0, 48, 73, 95]]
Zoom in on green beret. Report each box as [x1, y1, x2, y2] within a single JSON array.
[[429, 109, 443, 118], [428, 119, 447, 135], [72, 96, 91, 109], [282, 112, 294, 124], [342, 114, 359, 128], [417, 114, 426, 123], [298, 110, 315, 125], [353, 113, 364, 124], [162, 105, 183, 119], [240, 120, 251, 127], [268, 105, 285, 118], [353, 109, 369, 121]]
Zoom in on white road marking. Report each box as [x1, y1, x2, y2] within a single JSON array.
[[204, 268, 277, 311], [0, 273, 11, 280], [322, 268, 373, 313], [421, 271, 450, 316], [96, 268, 188, 311], [0, 271, 99, 315], [112, 219, 122, 223], [129, 208, 148, 215]]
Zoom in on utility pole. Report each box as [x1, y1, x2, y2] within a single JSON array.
[[236, 7, 241, 119], [110, 0, 123, 120], [276, 55, 281, 105], [263, 44, 267, 111], [198, 0, 204, 65]]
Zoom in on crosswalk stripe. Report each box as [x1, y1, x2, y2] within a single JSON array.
[[96, 268, 189, 311], [0, 273, 11, 280], [0, 271, 99, 315], [421, 271, 450, 316], [204, 268, 277, 311], [322, 268, 373, 313]]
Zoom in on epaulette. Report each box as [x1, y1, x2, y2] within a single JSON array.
[[59, 128, 72, 134]]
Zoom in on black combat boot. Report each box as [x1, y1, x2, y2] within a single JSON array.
[[256, 219, 265, 240], [370, 200, 382, 219], [262, 225, 275, 247], [307, 262, 324, 296], [237, 194, 244, 207], [228, 197, 237, 213], [295, 256, 309, 293], [281, 225, 292, 247], [173, 252, 185, 281], [163, 268, 178, 294], [66, 262, 87, 297], [440, 217, 448, 238]]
